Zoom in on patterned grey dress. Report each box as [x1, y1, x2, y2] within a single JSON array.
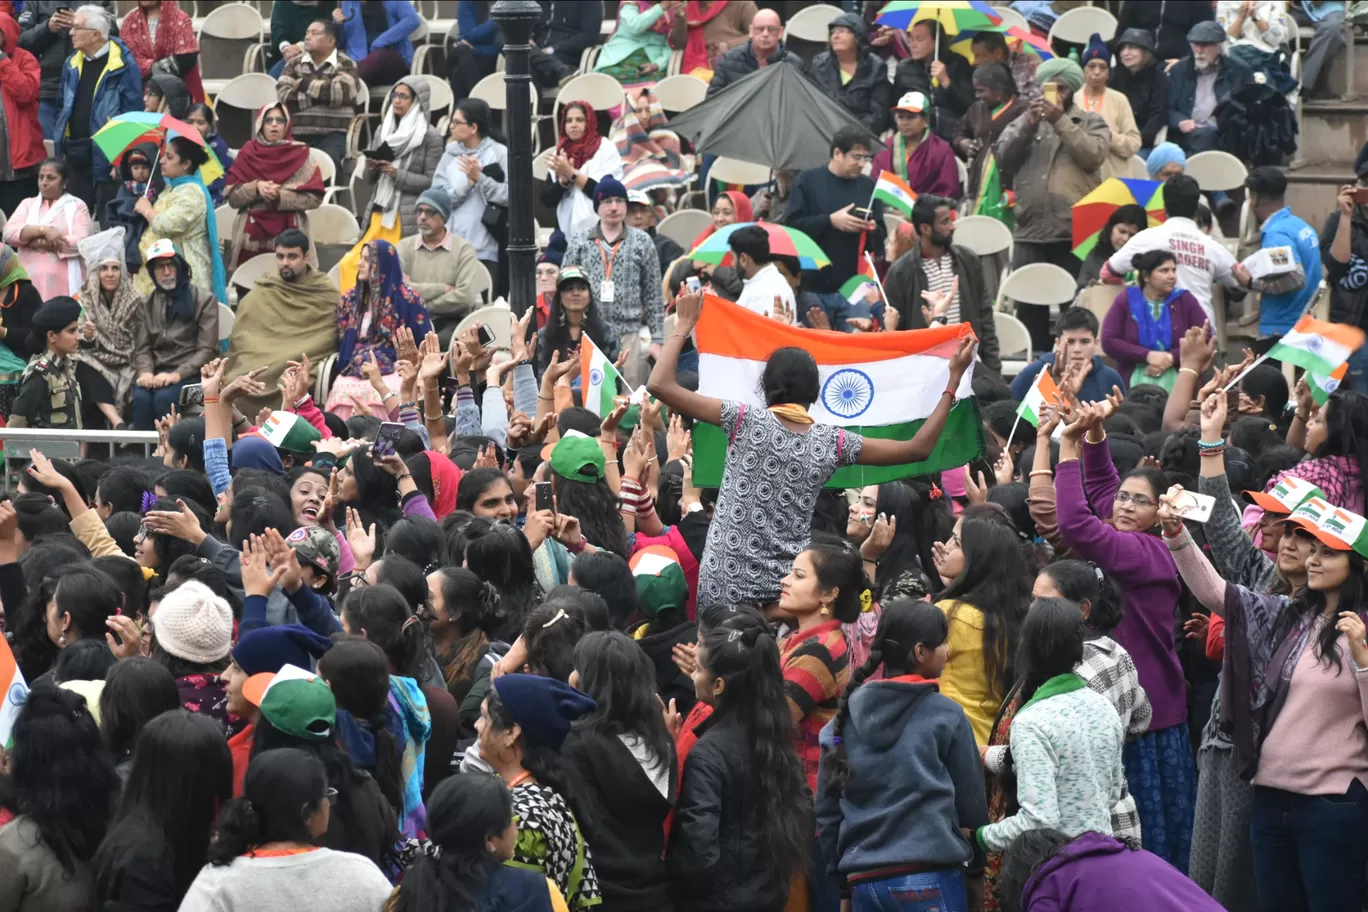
[[696, 400, 863, 607]]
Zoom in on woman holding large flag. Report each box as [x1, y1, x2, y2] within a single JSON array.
[[535, 266, 618, 377], [645, 287, 975, 608]]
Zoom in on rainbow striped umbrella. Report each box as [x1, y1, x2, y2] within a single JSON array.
[[951, 25, 1055, 62], [1072, 177, 1168, 258], [688, 222, 830, 271], [92, 112, 225, 186], [875, 0, 1002, 35]]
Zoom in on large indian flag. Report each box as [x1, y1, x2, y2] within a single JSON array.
[[692, 295, 984, 488], [1268, 316, 1365, 375], [0, 634, 26, 749], [872, 171, 916, 216]]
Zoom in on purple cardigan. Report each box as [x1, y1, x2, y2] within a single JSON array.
[[1022, 831, 1225, 911], [1099, 288, 1208, 385], [1054, 441, 1187, 732], [871, 132, 962, 200]]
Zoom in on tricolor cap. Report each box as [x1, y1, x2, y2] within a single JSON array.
[[630, 545, 688, 615], [259, 410, 322, 457], [144, 237, 178, 262], [1309, 506, 1368, 558], [1243, 476, 1325, 515], [1279, 495, 1334, 534], [556, 265, 591, 289], [893, 91, 929, 113], [242, 662, 319, 708], [246, 663, 336, 742]]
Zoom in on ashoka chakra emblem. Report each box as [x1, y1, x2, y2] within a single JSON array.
[[821, 369, 874, 419], [589, 368, 604, 386]]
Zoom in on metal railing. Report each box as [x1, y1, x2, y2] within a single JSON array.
[[0, 429, 161, 491]]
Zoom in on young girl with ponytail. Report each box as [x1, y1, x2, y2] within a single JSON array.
[[815, 600, 990, 912], [181, 749, 393, 912], [389, 773, 572, 912], [668, 613, 812, 912]]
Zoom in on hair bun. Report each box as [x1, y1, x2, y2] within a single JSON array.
[[741, 625, 764, 648]]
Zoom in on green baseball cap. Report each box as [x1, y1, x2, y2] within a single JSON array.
[[550, 431, 605, 483], [259, 411, 323, 458], [258, 673, 336, 742]]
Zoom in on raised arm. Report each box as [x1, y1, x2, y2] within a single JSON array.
[[858, 335, 976, 466], [644, 289, 723, 427]]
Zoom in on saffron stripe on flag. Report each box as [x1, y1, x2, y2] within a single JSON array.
[[691, 401, 985, 489]]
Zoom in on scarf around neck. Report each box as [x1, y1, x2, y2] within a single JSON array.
[[1125, 285, 1178, 352]]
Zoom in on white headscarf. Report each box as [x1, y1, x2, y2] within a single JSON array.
[[370, 76, 431, 229], [78, 227, 126, 274]]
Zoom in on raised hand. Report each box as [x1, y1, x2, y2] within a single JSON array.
[[344, 506, 377, 570], [993, 448, 1015, 486], [805, 306, 832, 332], [222, 366, 269, 405], [920, 276, 959, 324], [395, 325, 419, 366], [1157, 484, 1188, 536], [667, 412, 691, 462], [144, 498, 207, 546], [1200, 390, 1227, 440], [861, 512, 897, 561]]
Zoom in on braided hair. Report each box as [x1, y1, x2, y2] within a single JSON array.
[[821, 600, 949, 798]]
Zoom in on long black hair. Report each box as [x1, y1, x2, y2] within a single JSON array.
[[51, 564, 123, 643], [342, 447, 403, 530], [1313, 390, 1368, 511], [522, 599, 590, 681], [800, 540, 868, 623], [209, 749, 327, 865], [938, 518, 1031, 698], [1277, 547, 1368, 673], [553, 472, 630, 558], [341, 583, 428, 680], [822, 599, 949, 797], [999, 828, 1076, 912], [463, 517, 540, 641], [760, 347, 819, 408], [390, 773, 514, 912], [1015, 598, 1086, 704], [572, 631, 675, 776], [570, 551, 638, 629], [10, 682, 119, 872], [317, 636, 405, 814], [385, 515, 446, 575], [695, 613, 810, 874], [1038, 560, 1124, 635], [11, 541, 88, 678], [542, 277, 615, 367], [872, 479, 952, 595], [94, 710, 233, 902], [99, 657, 182, 761]]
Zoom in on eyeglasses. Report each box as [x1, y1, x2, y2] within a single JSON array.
[[845, 152, 872, 163], [1114, 491, 1156, 508], [340, 571, 370, 589], [135, 525, 151, 543], [262, 116, 287, 126], [451, 118, 470, 127], [392, 91, 415, 102], [752, 25, 782, 33]]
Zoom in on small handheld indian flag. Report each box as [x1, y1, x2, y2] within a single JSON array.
[[1308, 362, 1349, 406], [580, 336, 625, 418], [1267, 316, 1365, 376], [691, 294, 983, 488], [0, 634, 26, 749], [1016, 369, 1061, 427], [840, 274, 880, 309], [872, 171, 916, 217]]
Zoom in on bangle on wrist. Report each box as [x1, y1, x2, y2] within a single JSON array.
[[202, 396, 220, 404], [396, 473, 412, 482], [1179, 367, 1199, 378]]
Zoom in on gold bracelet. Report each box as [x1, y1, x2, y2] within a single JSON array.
[[1179, 367, 1199, 378], [1028, 469, 1054, 478]]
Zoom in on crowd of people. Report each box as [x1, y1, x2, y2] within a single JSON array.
[[0, 2, 1365, 912]]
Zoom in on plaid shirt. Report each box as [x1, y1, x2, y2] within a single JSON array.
[[780, 620, 850, 793], [1077, 636, 1149, 847], [276, 49, 362, 136]]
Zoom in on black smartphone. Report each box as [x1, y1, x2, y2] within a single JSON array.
[[534, 481, 554, 513], [179, 383, 204, 409], [372, 421, 405, 458], [477, 323, 496, 350]]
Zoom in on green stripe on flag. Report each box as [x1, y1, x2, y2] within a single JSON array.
[[1267, 343, 1338, 376], [873, 188, 914, 217], [691, 399, 986, 489]]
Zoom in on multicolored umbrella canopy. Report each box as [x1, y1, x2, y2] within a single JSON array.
[[950, 25, 1054, 62], [688, 222, 830, 271], [92, 112, 225, 185], [875, 0, 1002, 35], [1072, 177, 1168, 258]]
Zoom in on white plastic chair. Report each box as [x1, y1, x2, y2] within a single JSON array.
[[708, 157, 772, 188], [215, 204, 235, 240], [652, 74, 708, 113], [454, 305, 514, 351], [212, 72, 279, 149], [228, 253, 278, 292], [998, 263, 1077, 315], [473, 260, 494, 304], [307, 147, 337, 187], [883, 211, 906, 239], [553, 73, 626, 129], [1127, 156, 1148, 179], [1047, 6, 1118, 48], [1185, 150, 1250, 193], [994, 311, 1033, 378], [218, 303, 235, 351], [951, 215, 1013, 257], [785, 4, 843, 43], [657, 209, 713, 249], [989, 6, 1030, 32], [197, 2, 265, 81], [470, 72, 508, 111], [310, 204, 362, 246]]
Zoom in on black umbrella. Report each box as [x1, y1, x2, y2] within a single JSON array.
[[665, 62, 883, 172]]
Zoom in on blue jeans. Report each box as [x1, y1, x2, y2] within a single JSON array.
[[38, 99, 61, 141], [851, 869, 967, 912], [1250, 780, 1368, 912], [132, 381, 186, 431], [268, 57, 287, 78]]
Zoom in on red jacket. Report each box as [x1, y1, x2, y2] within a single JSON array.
[[0, 14, 43, 174]]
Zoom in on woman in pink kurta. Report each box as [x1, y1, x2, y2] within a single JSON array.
[[2, 159, 90, 301]]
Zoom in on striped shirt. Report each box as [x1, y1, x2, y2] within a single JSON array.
[[921, 253, 961, 324], [780, 619, 850, 792]]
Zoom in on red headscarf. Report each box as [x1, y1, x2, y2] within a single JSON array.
[[556, 101, 603, 169], [690, 190, 754, 249], [424, 452, 463, 519], [225, 104, 325, 243], [119, 0, 205, 102]]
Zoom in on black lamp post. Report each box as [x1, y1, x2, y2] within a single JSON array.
[[490, 0, 543, 319]]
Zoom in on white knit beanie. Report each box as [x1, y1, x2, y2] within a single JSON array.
[[154, 580, 233, 665]]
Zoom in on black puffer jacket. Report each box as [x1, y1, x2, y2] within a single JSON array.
[[806, 14, 893, 135], [705, 39, 804, 98], [1110, 60, 1169, 149], [667, 713, 794, 912], [893, 53, 975, 142]]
